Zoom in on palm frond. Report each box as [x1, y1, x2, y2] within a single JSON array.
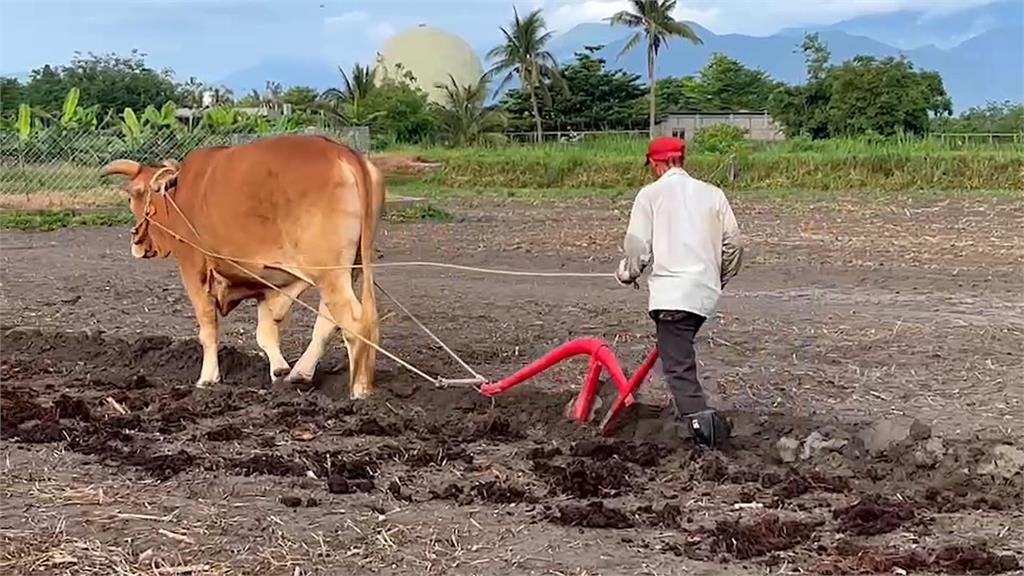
[[663, 20, 703, 44], [606, 11, 644, 27], [617, 32, 645, 59]]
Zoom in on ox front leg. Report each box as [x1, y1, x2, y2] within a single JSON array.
[[183, 277, 221, 388]]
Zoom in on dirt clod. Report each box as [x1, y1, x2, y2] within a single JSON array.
[[708, 514, 819, 559], [533, 458, 630, 498], [570, 440, 666, 466], [132, 450, 196, 481], [552, 501, 634, 529], [834, 495, 917, 536], [387, 479, 411, 501], [326, 459, 377, 495], [829, 540, 1021, 575], [233, 454, 306, 477], [526, 444, 563, 460], [205, 424, 244, 442], [772, 469, 850, 499], [406, 442, 473, 467], [471, 480, 536, 504], [461, 415, 525, 441], [634, 503, 683, 528]]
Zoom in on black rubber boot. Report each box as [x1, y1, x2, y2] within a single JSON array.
[[682, 409, 731, 448]]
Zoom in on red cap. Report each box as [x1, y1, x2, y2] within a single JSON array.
[[646, 136, 685, 165]]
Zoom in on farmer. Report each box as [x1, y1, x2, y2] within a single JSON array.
[[615, 136, 744, 448]]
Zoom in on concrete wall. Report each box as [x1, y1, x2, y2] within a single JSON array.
[[656, 112, 785, 141]]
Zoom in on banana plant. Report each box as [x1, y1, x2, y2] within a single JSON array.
[[120, 107, 143, 146], [16, 103, 32, 140], [141, 101, 184, 133], [46, 87, 99, 131], [61, 87, 80, 125], [200, 106, 241, 133]]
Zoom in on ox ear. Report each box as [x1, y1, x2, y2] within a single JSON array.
[[101, 159, 142, 179]]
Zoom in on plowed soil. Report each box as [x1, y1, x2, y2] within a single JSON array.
[[2, 197, 1022, 575]]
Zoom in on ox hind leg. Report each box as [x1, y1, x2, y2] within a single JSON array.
[[285, 300, 337, 386], [308, 271, 376, 399], [256, 282, 309, 383]]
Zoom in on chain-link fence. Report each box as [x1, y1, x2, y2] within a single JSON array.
[[0, 126, 370, 204]]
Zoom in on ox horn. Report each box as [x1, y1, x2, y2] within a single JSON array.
[[101, 159, 142, 178]]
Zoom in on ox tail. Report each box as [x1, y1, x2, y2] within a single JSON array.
[[352, 151, 384, 342]]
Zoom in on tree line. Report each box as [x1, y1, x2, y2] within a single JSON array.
[[1, 0, 1021, 147]]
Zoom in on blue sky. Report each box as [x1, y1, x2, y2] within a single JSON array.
[[0, 0, 997, 82]]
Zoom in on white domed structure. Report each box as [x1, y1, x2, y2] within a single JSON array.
[[374, 25, 484, 104]]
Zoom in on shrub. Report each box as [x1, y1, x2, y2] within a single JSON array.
[[692, 124, 748, 154]]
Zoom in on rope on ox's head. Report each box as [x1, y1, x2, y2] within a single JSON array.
[[147, 161, 180, 202]]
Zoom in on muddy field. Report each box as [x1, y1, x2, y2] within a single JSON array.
[[1, 196, 1022, 575]]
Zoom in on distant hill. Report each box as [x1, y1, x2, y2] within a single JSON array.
[[217, 56, 340, 95], [779, 0, 1023, 49], [552, 1, 1024, 111]]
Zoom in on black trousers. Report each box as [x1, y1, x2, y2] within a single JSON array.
[[650, 310, 707, 415]]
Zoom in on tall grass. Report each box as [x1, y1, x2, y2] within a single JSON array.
[[408, 136, 1023, 192]]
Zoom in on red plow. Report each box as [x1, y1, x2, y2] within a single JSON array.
[[479, 337, 659, 435]]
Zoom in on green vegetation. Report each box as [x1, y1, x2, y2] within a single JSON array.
[[410, 136, 1023, 193], [0, 209, 132, 231], [768, 34, 951, 138]]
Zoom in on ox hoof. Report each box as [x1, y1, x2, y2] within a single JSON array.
[[284, 370, 314, 386], [350, 388, 372, 400], [195, 379, 220, 389], [272, 366, 291, 379]]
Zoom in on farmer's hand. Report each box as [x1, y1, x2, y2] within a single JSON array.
[[615, 259, 641, 289]]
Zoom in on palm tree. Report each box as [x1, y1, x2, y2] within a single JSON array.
[[486, 8, 564, 143], [179, 76, 206, 108], [433, 75, 507, 147], [318, 63, 382, 127], [607, 0, 702, 136], [322, 64, 376, 104]]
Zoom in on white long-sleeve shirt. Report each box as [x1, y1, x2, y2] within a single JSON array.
[[617, 168, 744, 318]]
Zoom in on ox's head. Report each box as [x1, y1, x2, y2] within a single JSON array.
[[100, 159, 179, 259]]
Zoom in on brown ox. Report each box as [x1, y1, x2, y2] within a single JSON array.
[[100, 134, 384, 398]]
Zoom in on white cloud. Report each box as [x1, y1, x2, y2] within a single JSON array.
[[544, 0, 629, 33], [540, 0, 722, 34], [324, 10, 370, 27], [323, 10, 395, 42]]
